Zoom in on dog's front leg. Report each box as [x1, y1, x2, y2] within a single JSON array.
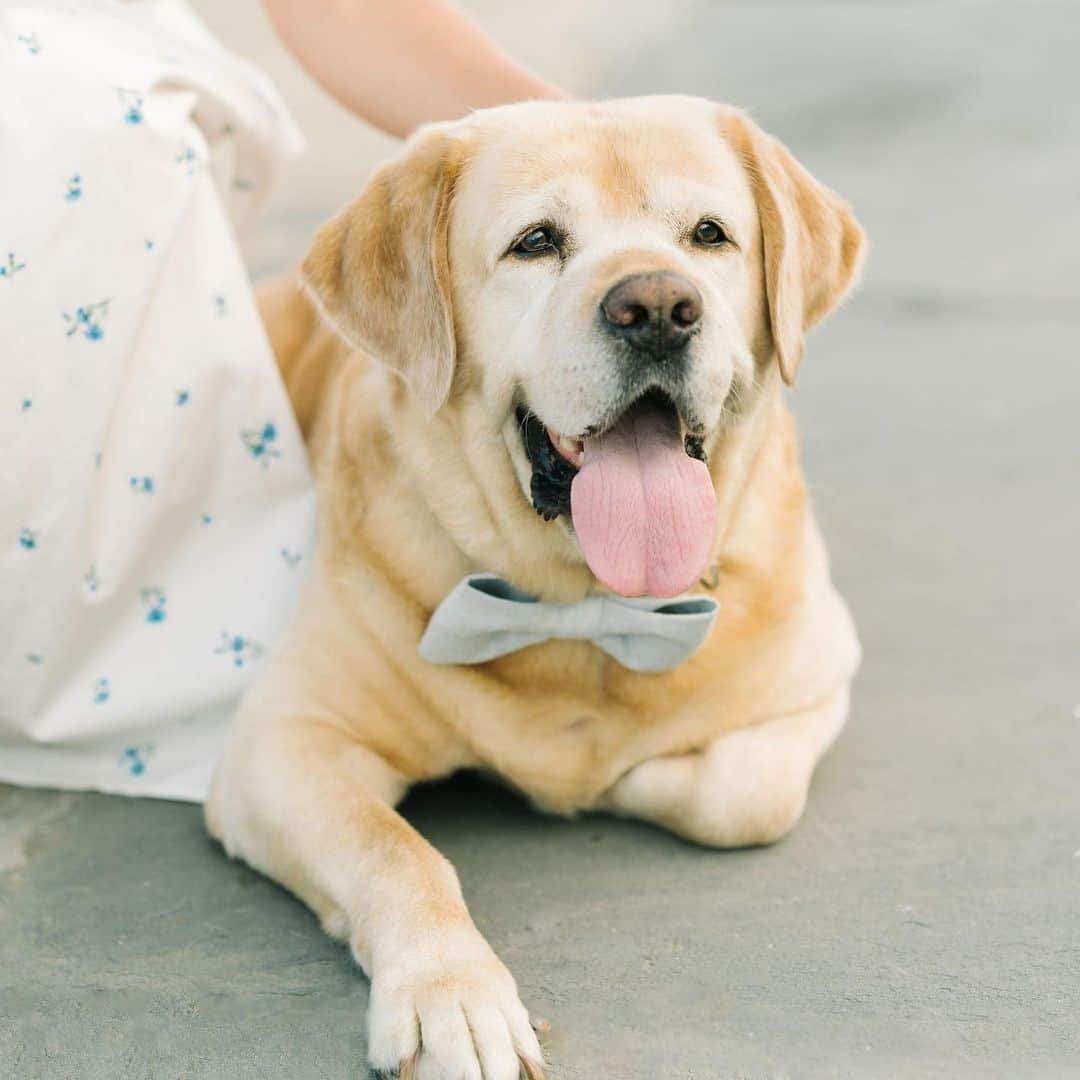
[[206, 711, 543, 1079], [601, 687, 851, 848]]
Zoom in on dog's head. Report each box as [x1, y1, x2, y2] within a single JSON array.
[[304, 97, 865, 598]]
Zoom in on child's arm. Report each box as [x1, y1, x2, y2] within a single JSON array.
[[261, 0, 568, 139]]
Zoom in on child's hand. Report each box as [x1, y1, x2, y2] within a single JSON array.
[[262, 0, 568, 139]]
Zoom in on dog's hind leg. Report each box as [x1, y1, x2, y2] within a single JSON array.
[[601, 686, 851, 849]]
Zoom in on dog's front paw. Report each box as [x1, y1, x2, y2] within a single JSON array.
[[367, 925, 544, 1079]]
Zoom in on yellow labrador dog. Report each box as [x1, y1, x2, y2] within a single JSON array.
[[206, 96, 865, 1079]]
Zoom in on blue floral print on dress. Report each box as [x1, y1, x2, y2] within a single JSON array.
[[175, 146, 198, 175], [17, 32, 41, 55], [93, 677, 111, 704], [116, 88, 144, 125], [84, 564, 101, 593], [241, 422, 280, 467], [21, 398, 32, 411], [214, 632, 264, 668], [129, 475, 154, 494], [140, 587, 167, 623], [119, 744, 154, 776], [214, 294, 227, 316], [65, 174, 82, 202], [281, 548, 302, 568], [1, 253, 26, 280], [176, 389, 190, 406], [63, 299, 109, 340], [18, 528, 37, 550]]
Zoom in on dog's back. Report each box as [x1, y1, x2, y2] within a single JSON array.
[[256, 276, 345, 441]]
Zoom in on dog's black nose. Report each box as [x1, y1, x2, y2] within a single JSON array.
[[600, 271, 702, 355]]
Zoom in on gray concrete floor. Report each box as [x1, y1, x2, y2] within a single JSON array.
[[3, 3, 1079, 1077]]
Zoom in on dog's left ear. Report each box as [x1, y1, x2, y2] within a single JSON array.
[[302, 123, 467, 416], [726, 110, 867, 385]]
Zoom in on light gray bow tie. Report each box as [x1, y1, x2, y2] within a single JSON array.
[[418, 574, 719, 673]]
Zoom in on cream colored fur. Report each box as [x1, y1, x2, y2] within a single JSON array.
[[205, 97, 865, 1080]]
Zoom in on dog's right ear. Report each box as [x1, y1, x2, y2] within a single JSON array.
[[302, 124, 467, 417]]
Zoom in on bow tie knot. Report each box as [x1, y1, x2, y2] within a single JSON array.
[[419, 574, 718, 673]]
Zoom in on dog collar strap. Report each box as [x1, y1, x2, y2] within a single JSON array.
[[418, 573, 718, 673]]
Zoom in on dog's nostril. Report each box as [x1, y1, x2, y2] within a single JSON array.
[[672, 297, 701, 328], [605, 300, 649, 328]]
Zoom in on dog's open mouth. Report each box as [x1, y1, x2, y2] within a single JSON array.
[[517, 389, 717, 598]]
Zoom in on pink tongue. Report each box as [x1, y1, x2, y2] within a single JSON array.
[[570, 399, 717, 598]]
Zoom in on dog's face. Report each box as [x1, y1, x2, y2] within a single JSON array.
[[451, 98, 763, 457], [304, 97, 865, 598]]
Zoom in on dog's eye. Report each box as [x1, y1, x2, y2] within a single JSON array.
[[693, 219, 730, 247], [513, 226, 558, 257]]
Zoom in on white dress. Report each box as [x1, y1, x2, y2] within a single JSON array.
[[0, 0, 317, 801]]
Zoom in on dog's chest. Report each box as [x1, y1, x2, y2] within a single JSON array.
[[438, 649, 745, 813]]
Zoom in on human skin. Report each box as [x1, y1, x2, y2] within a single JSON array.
[[261, 0, 568, 138]]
